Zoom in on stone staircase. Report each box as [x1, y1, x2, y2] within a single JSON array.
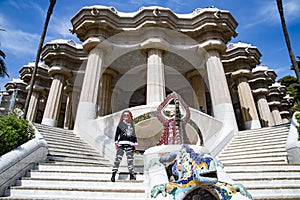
[[1, 124, 146, 200], [2, 123, 300, 199], [217, 124, 300, 200]]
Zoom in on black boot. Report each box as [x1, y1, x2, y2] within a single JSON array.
[[130, 173, 136, 180], [111, 172, 117, 182]]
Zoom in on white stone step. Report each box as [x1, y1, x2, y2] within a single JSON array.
[[221, 143, 285, 154], [248, 189, 300, 200], [238, 179, 300, 189], [220, 156, 286, 165], [44, 137, 88, 147], [231, 134, 287, 144], [225, 140, 286, 149], [218, 151, 287, 161], [238, 125, 289, 134], [28, 170, 145, 181], [36, 163, 137, 173], [48, 147, 101, 157], [9, 187, 146, 199], [46, 156, 109, 166], [219, 147, 286, 158], [228, 171, 300, 180], [46, 141, 96, 152], [47, 150, 106, 161], [227, 137, 286, 148], [236, 128, 288, 138], [43, 134, 85, 144], [223, 164, 300, 172], [19, 178, 145, 190]]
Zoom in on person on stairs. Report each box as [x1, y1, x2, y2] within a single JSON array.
[[111, 110, 138, 182]]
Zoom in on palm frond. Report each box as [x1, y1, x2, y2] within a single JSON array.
[[0, 58, 9, 78], [0, 49, 6, 59]]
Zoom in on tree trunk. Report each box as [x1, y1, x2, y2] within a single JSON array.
[[23, 0, 57, 119], [276, 0, 300, 86]]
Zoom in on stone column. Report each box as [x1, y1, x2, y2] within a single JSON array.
[[250, 66, 276, 127], [42, 67, 71, 127], [232, 71, 261, 129], [186, 69, 207, 111], [64, 85, 73, 129], [98, 68, 118, 116], [268, 83, 284, 125], [76, 39, 109, 121], [255, 94, 275, 127], [26, 86, 44, 122], [145, 49, 165, 104], [205, 49, 238, 131]]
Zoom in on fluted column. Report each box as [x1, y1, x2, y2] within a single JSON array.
[[205, 49, 238, 131], [268, 83, 284, 125], [271, 107, 283, 125], [76, 39, 110, 121], [42, 67, 71, 126], [186, 69, 207, 111], [98, 68, 118, 116], [256, 94, 275, 127], [26, 86, 44, 122], [64, 85, 73, 129], [232, 71, 261, 129], [145, 49, 165, 104]]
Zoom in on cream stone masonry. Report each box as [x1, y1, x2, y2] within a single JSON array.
[[250, 66, 276, 127], [222, 42, 262, 130], [41, 39, 84, 127], [19, 62, 51, 122], [268, 82, 284, 125], [186, 69, 207, 112], [145, 48, 166, 104], [98, 68, 118, 116]]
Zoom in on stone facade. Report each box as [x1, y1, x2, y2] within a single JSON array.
[[0, 6, 293, 155]]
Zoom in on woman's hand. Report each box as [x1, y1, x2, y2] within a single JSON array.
[[115, 143, 118, 149]]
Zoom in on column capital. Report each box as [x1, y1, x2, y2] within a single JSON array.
[[103, 67, 119, 78], [198, 39, 226, 55], [82, 37, 112, 54], [48, 66, 72, 79], [140, 38, 169, 57], [185, 69, 201, 79], [231, 69, 253, 80]]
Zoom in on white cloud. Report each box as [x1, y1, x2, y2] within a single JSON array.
[[0, 28, 39, 56], [50, 16, 73, 39], [245, 0, 300, 28]]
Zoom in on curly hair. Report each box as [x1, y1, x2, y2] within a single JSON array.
[[119, 110, 134, 126]]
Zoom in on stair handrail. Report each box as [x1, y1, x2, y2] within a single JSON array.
[[0, 123, 48, 196], [286, 111, 300, 164]]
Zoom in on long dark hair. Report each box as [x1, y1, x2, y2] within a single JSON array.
[[119, 110, 134, 127]]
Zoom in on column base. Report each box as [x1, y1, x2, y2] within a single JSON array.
[[41, 118, 57, 127], [75, 102, 98, 122], [245, 120, 261, 130]]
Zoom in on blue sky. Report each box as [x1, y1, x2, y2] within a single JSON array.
[[0, 0, 299, 89]]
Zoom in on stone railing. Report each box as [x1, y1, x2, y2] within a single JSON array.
[[286, 112, 300, 164], [0, 125, 48, 196]]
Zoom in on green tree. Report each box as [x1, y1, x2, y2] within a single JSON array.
[[0, 29, 9, 78], [278, 75, 300, 112], [276, 0, 300, 86]]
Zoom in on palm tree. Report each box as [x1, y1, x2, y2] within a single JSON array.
[[276, 0, 300, 86], [23, 0, 57, 119], [0, 29, 9, 78]]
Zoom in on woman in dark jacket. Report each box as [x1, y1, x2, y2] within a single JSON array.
[[111, 110, 138, 182]]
